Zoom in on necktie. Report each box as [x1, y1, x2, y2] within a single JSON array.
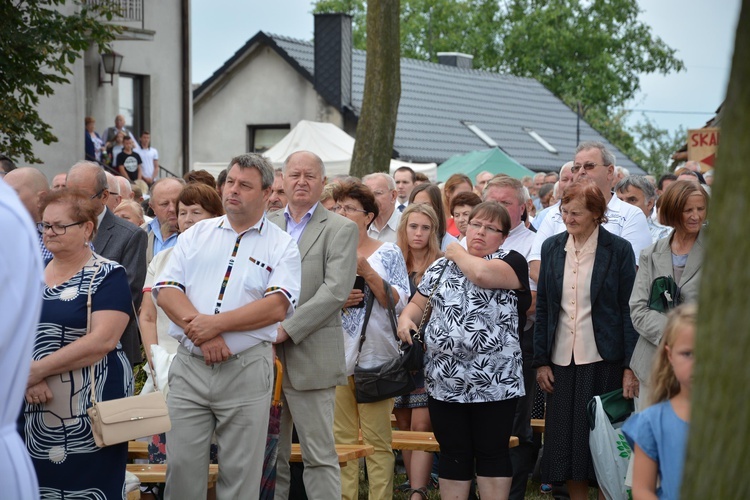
[[398, 204, 405, 212]]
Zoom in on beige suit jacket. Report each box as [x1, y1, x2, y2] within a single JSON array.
[[268, 205, 358, 390], [629, 230, 705, 384]]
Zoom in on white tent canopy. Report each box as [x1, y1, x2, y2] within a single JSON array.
[[264, 120, 437, 179]]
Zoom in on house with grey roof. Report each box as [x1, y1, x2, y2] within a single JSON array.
[[193, 13, 643, 174]]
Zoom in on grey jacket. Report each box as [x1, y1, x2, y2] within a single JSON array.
[[629, 230, 705, 384], [268, 205, 358, 390]]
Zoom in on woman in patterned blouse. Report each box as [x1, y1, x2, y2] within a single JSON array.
[[397, 201, 531, 499]]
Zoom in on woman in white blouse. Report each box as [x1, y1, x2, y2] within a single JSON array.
[[332, 181, 410, 500], [398, 201, 531, 499]]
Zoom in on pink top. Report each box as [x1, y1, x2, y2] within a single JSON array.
[[552, 226, 604, 366]]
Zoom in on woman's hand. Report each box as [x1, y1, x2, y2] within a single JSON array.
[[397, 318, 419, 344], [26, 360, 46, 388], [622, 368, 639, 399], [537, 366, 555, 393], [444, 242, 465, 262], [26, 380, 53, 405], [343, 289, 365, 309], [356, 253, 373, 276]]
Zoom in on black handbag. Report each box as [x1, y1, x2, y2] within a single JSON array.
[[354, 278, 415, 403], [402, 261, 449, 372]]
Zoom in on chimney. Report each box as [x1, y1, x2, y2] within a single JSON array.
[[314, 13, 352, 111], [436, 52, 474, 70]]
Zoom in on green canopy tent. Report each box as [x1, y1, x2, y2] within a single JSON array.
[[437, 148, 535, 183]]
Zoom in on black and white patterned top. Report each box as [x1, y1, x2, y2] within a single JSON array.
[[418, 251, 529, 403]]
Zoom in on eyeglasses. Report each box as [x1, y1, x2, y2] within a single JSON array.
[[90, 188, 107, 200], [37, 221, 84, 235], [571, 162, 609, 174], [332, 205, 369, 215], [467, 221, 505, 235]]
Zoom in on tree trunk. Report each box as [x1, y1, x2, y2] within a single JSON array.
[[349, 0, 401, 177], [682, 2, 750, 498]]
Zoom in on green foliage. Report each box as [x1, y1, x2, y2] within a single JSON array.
[[313, 0, 686, 169], [629, 117, 686, 176], [0, 0, 121, 163]]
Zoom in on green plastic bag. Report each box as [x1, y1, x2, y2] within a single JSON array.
[[648, 275, 679, 313]]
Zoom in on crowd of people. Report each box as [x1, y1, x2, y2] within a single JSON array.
[[1, 139, 711, 500]]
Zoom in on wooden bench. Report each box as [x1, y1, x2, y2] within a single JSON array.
[[358, 430, 519, 452], [128, 441, 374, 471], [531, 418, 545, 434], [291, 443, 374, 467], [126, 463, 219, 488]]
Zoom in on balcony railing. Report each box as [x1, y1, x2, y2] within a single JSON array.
[[87, 0, 144, 28]]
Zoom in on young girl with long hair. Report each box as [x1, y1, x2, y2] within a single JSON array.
[[394, 203, 443, 499], [623, 303, 697, 500]]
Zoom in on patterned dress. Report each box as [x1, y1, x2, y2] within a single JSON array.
[[22, 256, 133, 499], [418, 252, 529, 403]]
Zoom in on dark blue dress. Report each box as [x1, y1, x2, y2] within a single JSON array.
[[22, 257, 133, 499]]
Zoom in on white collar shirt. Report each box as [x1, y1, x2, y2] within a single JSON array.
[[368, 208, 401, 243], [153, 214, 301, 354], [529, 193, 651, 265], [283, 203, 318, 243], [502, 222, 538, 292]]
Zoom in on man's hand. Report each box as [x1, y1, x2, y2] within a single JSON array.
[[26, 380, 53, 405], [537, 365, 555, 393], [184, 313, 222, 346], [199, 336, 232, 365], [275, 325, 290, 344]]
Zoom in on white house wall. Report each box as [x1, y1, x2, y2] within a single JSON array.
[[30, 0, 185, 180], [193, 45, 343, 165]]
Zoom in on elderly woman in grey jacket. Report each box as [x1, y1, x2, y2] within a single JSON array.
[[629, 180, 708, 404]]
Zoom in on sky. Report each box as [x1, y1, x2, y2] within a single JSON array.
[[191, 0, 742, 137]]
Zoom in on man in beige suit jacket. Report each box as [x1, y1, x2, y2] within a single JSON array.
[[268, 151, 358, 499]]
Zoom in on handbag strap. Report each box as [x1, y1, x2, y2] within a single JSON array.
[[86, 258, 102, 407], [132, 301, 161, 392], [414, 260, 450, 337], [355, 278, 397, 366]]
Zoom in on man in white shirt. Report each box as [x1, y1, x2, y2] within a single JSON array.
[[154, 153, 301, 499], [135, 131, 159, 185], [474, 170, 494, 197], [615, 175, 672, 243], [364, 172, 401, 243], [532, 162, 574, 230], [482, 175, 538, 500], [393, 166, 415, 212], [528, 142, 651, 282]]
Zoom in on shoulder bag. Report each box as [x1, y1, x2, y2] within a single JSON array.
[[353, 278, 416, 403], [402, 260, 449, 372], [85, 259, 171, 447]]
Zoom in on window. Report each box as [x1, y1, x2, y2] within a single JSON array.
[[461, 121, 498, 147], [119, 74, 149, 136], [523, 127, 558, 154], [248, 125, 290, 153]]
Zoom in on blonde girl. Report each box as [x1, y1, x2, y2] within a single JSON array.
[[623, 304, 696, 500]]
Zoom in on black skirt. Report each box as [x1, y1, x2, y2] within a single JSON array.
[[541, 359, 623, 483]]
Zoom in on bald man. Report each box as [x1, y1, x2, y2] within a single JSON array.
[[4, 167, 51, 261], [106, 172, 122, 212], [51, 173, 67, 190], [118, 176, 134, 200], [67, 161, 147, 364]]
